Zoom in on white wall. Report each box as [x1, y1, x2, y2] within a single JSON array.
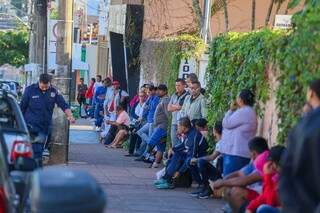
[[86, 44, 98, 79]]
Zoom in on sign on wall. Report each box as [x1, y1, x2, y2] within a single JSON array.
[[179, 58, 197, 79], [274, 15, 292, 29]]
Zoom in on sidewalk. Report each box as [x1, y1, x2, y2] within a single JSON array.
[[68, 119, 224, 213]]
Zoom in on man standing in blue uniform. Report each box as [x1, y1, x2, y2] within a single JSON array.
[[20, 74, 74, 164]]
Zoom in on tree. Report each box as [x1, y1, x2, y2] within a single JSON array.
[[0, 29, 29, 67], [265, 0, 275, 26], [251, 0, 256, 30], [223, 0, 229, 32], [192, 0, 203, 34]]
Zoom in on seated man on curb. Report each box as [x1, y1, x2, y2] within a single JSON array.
[[154, 117, 208, 189], [105, 105, 130, 148], [137, 84, 170, 168], [189, 121, 223, 199], [210, 137, 269, 213]]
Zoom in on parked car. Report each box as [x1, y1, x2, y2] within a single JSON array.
[[0, 89, 33, 169], [0, 80, 22, 99], [0, 129, 21, 213]]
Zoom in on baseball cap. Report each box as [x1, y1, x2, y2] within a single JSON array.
[[113, 80, 120, 85]]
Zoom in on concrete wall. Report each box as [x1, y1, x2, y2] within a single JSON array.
[[211, 0, 304, 36], [142, 0, 304, 38], [86, 44, 98, 79], [143, 0, 197, 39]]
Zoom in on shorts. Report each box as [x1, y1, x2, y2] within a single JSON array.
[[246, 188, 259, 201]]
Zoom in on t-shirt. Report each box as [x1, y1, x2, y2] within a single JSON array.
[[77, 84, 87, 96], [169, 91, 188, 125], [134, 103, 144, 118], [93, 82, 103, 93], [240, 161, 263, 194], [116, 111, 130, 126], [106, 89, 129, 112]]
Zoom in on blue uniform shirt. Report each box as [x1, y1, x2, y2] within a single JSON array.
[[20, 83, 69, 134], [94, 86, 108, 105], [142, 95, 160, 123]]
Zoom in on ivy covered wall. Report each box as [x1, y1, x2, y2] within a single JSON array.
[[206, 2, 320, 144]]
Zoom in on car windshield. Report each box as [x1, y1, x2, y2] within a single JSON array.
[[0, 98, 18, 130]]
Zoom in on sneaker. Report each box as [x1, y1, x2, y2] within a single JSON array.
[[222, 204, 232, 213], [198, 187, 212, 199], [134, 156, 145, 161], [156, 181, 174, 189], [95, 127, 101, 132], [153, 178, 166, 186], [42, 149, 50, 157], [190, 185, 205, 197], [151, 162, 160, 168]]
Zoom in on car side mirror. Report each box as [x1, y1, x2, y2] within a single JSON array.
[[14, 157, 37, 171]]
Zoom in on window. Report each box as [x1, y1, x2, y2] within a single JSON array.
[[0, 99, 18, 130]]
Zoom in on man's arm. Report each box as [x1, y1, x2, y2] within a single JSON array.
[[55, 91, 74, 122], [200, 97, 207, 118], [20, 87, 30, 114], [199, 151, 220, 162], [218, 172, 261, 188]]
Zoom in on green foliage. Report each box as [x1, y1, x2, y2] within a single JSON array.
[[275, 4, 320, 143], [0, 29, 29, 67], [206, 3, 320, 144], [155, 34, 205, 94], [206, 29, 286, 126]]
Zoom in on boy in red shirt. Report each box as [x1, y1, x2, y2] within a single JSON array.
[[246, 145, 286, 213]]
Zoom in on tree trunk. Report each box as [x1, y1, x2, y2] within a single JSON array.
[[223, 0, 229, 32], [265, 0, 275, 26], [251, 0, 256, 30], [192, 0, 203, 34], [275, 1, 282, 14]]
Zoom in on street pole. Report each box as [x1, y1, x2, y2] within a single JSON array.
[[28, 0, 47, 83], [49, 0, 73, 165]]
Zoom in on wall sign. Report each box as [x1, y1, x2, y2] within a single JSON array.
[[179, 58, 197, 79], [274, 15, 292, 29]]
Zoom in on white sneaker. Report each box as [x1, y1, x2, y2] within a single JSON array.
[[95, 127, 101, 132], [151, 162, 160, 168]]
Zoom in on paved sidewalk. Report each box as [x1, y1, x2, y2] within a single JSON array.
[[68, 119, 224, 213]]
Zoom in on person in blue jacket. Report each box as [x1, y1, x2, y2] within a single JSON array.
[[154, 117, 208, 189], [20, 74, 74, 164]]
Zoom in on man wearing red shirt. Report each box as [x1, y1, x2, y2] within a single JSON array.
[[246, 146, 286, 213]]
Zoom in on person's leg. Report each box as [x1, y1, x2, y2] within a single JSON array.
[[227, 187, 258, 213], [148, 128, 166, 165], [111, 129, 128, 148], [137, 123, 151, 145], [170, 124, 179, 147], [104, 125, 118, 145], [256, 205, 281, 213], [188, 161, 202, 185], [94, 103, 100, 126], [128, 133, 138, 154]]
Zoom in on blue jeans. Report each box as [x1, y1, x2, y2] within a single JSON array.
[[147, 127, 167, 153], [164, 153, 186, 181], [170, 124, 179, 147], [136, 123, 153, 155], [223, 154, 250, 176], [257, 205, 280, 213], [31, 132, 47, 167], [94, 103, 103, 127]]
